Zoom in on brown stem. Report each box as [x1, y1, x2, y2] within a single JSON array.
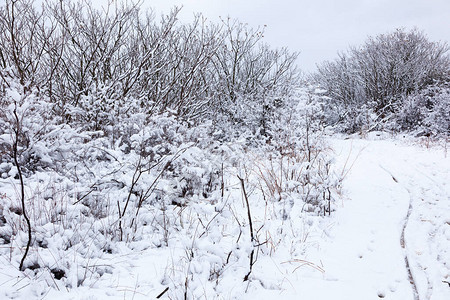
[[13, 107, 31, 271], [238, 175, 255, 281]]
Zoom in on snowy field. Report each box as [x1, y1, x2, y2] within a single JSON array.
[[1, 135, 449, 300], [1, 1, 448, 299], [283, 135, 450, 300]]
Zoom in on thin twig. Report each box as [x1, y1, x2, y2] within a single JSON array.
[[13, 107, 32, 271], [156, 287, 169, 299], [238, 175, 256, 281]]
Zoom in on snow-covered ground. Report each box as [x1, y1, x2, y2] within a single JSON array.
[[236, 135, 449, 300], [1, 135, 449, 299], [278, 135, 450, 300]]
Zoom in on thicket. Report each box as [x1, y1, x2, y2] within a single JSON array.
[[0, 1, 341, 296], [314, 28, 450, 135], [0, 0, 299, 135]]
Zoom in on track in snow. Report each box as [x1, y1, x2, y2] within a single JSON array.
[[306, 137, 450, 300], [379, 163, 419, 300]]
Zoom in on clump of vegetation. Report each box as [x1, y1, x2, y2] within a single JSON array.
[[0, 1, 339, 297], [314, 28, 449, 136]]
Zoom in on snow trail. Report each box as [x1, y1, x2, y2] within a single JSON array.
[[378, 163, 419, 299], [401, 190, 420, 300], [320, 137, 450, 300]]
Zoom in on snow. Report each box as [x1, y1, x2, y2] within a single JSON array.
[[1, 135, 449, 299], [317, 136, 449, 300]]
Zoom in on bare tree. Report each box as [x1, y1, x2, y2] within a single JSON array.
[[315, 28, 450, 132]]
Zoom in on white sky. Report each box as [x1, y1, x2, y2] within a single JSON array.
[[148, 0, 450, 73]]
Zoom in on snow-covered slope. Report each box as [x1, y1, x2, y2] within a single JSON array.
[[299, 136, 449, 300]]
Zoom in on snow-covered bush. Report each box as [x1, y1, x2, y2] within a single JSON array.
[[395, 92, 428, 132], [0, 79, 58, 177], [0, 1, 343, 297], [396, 85, 450, 136], [0, 77, 343, 295], [420, 87, 450, 136], [252, 87, 341, 216], [314, 28, 449, 134]]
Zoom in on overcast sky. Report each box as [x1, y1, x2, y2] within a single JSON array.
[[148, 0, 450, 73]]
